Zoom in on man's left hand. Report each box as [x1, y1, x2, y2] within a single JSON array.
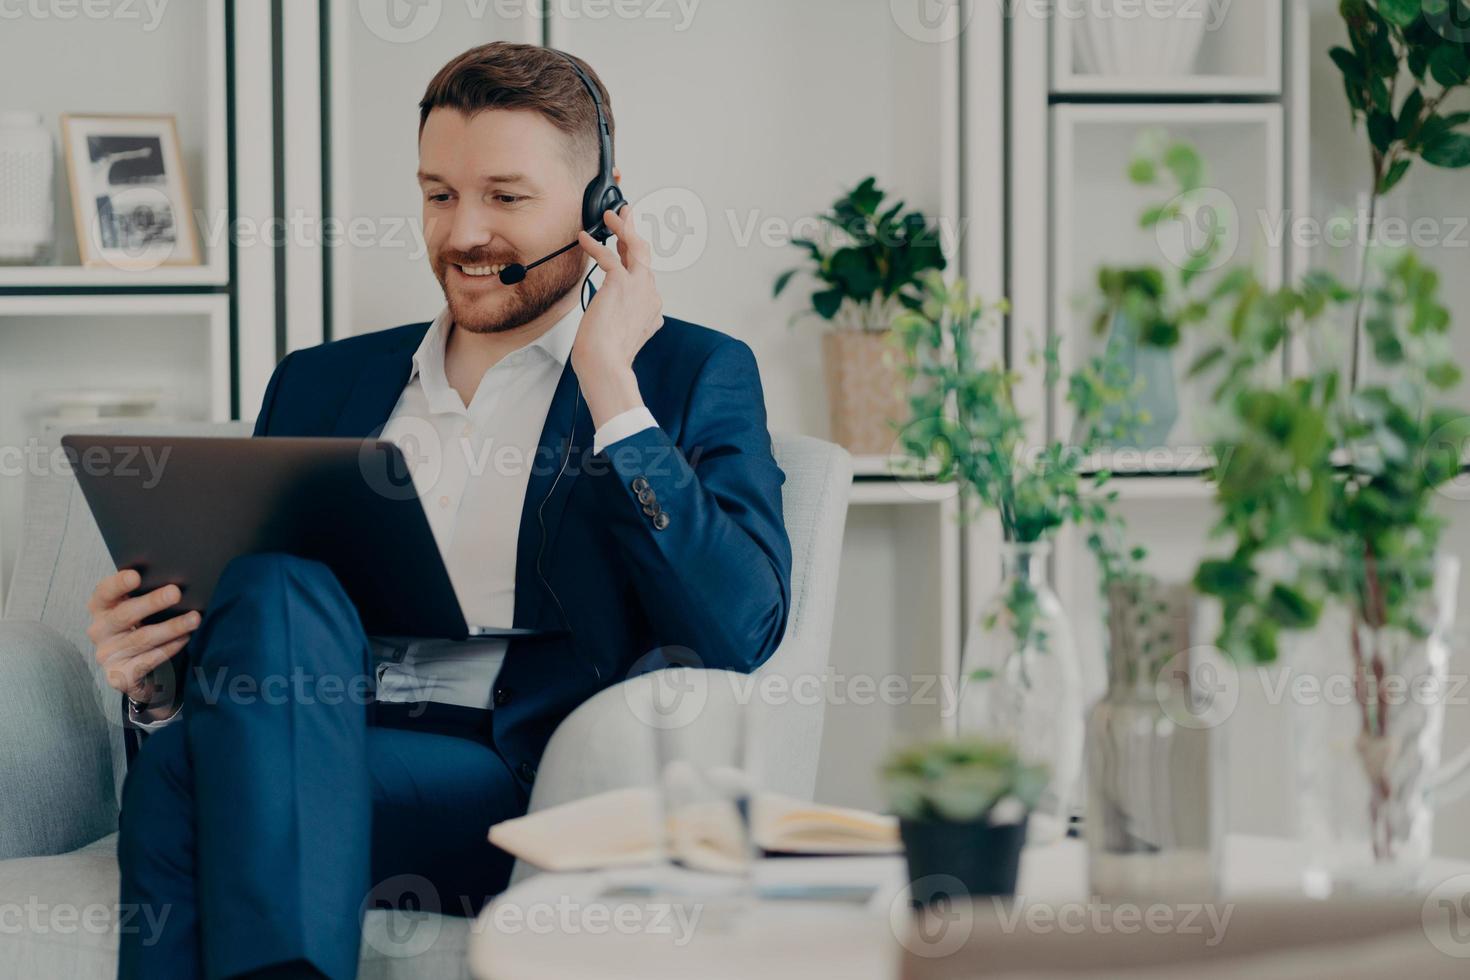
[[571, 204, 664, 429]]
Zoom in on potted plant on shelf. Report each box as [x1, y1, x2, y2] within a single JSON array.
[[773, 177, 946, 455], [892, 270, 1142, 844], [882, 736, 1047, 905], [1136, 0, 1470, 894]]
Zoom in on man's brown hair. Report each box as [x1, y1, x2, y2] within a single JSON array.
[[418, 42, 615, 180]]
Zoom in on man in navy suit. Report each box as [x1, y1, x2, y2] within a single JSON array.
[[86, 42, 790, 980]]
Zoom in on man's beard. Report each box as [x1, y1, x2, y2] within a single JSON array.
[[433, 241, 586, 335]]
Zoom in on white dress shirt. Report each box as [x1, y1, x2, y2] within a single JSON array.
[[129, 302, 656, 727]]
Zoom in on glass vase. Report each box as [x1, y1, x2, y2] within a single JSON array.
[[958, 540, 1082, 844], [1086, 580, 1223, 902], [1292, 555, 1470, 896]]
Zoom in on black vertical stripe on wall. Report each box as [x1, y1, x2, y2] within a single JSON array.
[[320, 0, 334, 342], [271, 0, 287, 361], [225, 0, 240, 419]]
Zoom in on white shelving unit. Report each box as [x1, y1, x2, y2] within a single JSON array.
[[0, 0, 277, 604]]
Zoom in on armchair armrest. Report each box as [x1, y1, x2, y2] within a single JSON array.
[[0, 620, 118, 859], [511, 668, 763, 884]]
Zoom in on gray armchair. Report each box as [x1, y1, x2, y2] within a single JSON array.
[[0, 421, 852, 979]]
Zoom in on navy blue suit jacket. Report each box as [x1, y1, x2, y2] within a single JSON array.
[[247, 312, 792, 791]]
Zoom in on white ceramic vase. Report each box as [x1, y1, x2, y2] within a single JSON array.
[[1077, 0, 1208, 78]]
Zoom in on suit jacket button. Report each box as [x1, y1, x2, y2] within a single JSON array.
[[643, 503, 660, 517], [637, 487, 656, 505], [493, 686, 512, 707], [653, 511, 671, 531], [518, 762, 536, 782], [631, 476, 650, 493]]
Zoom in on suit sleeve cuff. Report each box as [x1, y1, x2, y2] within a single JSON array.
[[126, 697, 183, 731], [592, 406, 658, 456]]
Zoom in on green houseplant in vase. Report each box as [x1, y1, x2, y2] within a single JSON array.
[[893, 271, 1140, 844], [773, 177, 946, 455], [1134, 0, 1470, 894], [882, 736, 1048, 904]]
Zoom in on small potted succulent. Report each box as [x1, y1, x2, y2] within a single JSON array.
[[773, 176, 946, 455], [881, 737, 1047, 904]]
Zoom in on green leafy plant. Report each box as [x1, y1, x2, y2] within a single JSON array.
[[1141, 1, 1470, 666], [882, 737, 1048, 824], [1184, 251, 1466, 664], [772, 176, 947, 331], [894, 271, 1138, 544], [1330, 0, 1470, 385], [1122, 0, 1470, 862], [893, 271, 1142, 658]]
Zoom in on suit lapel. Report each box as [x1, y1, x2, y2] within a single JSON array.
[[513, 358, 591, 630], [329, 329, 426, 438]]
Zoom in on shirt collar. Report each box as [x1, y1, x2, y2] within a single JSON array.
[[408, 301, 582, 400]]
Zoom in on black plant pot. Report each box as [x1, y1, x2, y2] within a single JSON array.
[[899, 816, 1028, 906]]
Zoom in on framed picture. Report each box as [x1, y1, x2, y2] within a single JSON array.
[[61, 113, 200, 269]]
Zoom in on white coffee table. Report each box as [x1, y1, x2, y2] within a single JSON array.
[[467, 836, 1470, 980]]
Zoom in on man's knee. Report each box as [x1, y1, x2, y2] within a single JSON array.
[[191, 551, 369, 687], [214, 552, 339, 604], [202, 552, 359, 646]]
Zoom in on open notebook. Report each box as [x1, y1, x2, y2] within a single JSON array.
[[488, 787, 900, 873]]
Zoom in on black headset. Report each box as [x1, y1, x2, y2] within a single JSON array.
[[497, 50, 627, 286]]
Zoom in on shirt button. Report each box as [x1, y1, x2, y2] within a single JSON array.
[[461, 423, 473, 438], [493, 686, 512, 707], [653, 512, 671, 531], [438, 495, 450, 508]]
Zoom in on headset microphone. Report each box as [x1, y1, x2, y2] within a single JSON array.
[[497, 240, 578, 286], [497, 51, 627, 288]]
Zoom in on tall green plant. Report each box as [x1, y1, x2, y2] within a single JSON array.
[[1330, 0, 1470, 385]]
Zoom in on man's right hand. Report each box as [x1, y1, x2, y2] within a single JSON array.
[[88, 569, 201, 722]]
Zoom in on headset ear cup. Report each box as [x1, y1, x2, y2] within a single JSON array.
[[584, 183, 627, 243], [603, 185, 627, 220], [583, 178, 612, 242]]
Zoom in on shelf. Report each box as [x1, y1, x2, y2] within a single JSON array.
[[849, 453, 945, 479], [1052, 75, 1283, 98], [0, 265, 229, 290], [849, 480, 957, 507], [1051, 0, 1283, 98]]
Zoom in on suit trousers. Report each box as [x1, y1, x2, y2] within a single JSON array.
[[115, 553, 526, 980]]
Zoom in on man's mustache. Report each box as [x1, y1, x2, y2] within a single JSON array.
[[439, 251, 519, 268]]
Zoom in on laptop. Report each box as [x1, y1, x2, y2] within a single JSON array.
[[62, 434, 547, 641]]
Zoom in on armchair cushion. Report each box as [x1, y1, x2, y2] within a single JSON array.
[[0, 620, 116, 861]]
